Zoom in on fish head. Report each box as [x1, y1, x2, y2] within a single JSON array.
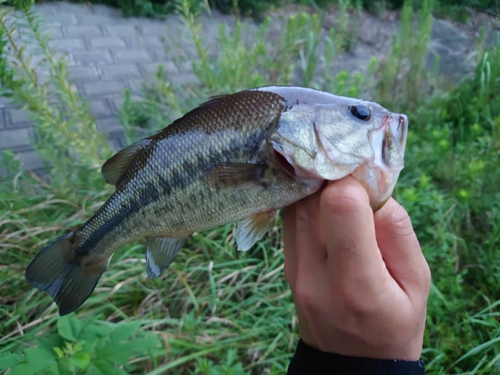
[[269, 96, 408, 210]]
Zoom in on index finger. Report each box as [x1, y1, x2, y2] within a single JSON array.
[[320, 177, 390, 295]]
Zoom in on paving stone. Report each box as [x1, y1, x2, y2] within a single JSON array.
[[45, 26, 65, 39], [141, 61, 179, 76], [17, 149, 45, 170], [89, 4, 123, 17], [22, 42, 44, 55], [148, 47, 170, 61], [100, 64, 142, 80], [96, 117, 123, 133], [49, 38, 87, 52], [83, 81, 125, 96], [9, 108, 31, 125], [0, 110, 5, 129], [88, 37, 127, 49], [177, 59, 197, 74], [111, 97, 125, 112], [109, 94, 143, 114], [105, 25, 140, 37], [0, 97, 10, 108], [41, 14, 78, 26], [73, 50, 113, 65], [34, 3, 57, 16], [76, 14, 125, 26], [107, 136, 123, 151], [139, 21, 171, 35], [126, 35, 164, 48], [0, 128, 33, 149], [127, 79, 144, 93], [67, 66, 100, 81], [55, 2, 95, 14], [89, 99, 111, 117], [114, 49, 152, 63], [64, 25, 103, 38], [169, 73, 198, 86]]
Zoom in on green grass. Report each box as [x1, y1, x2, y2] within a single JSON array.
[[1, 0, 499, 374]]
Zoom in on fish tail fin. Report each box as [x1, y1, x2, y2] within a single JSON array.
[[25, 233, 106, 316]]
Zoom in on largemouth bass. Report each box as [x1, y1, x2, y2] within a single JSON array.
[[26, 86, 408, 315]]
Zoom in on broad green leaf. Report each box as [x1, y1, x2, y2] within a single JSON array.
[[57, 314, 83, 342], [110, 321, 142, 342], [9, 348, 57, 375], [93, 359, 128, 375], [24, 347, 57, 369], [71, 352, 90, 370], [57, 357, 75, 375], [38, 334, 66, 355], [0, 352, 22, 371]]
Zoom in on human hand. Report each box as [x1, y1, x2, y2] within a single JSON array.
[[284, 176, 431, 360]]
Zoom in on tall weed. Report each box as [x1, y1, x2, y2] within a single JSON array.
[[0, 7, 112, 193]]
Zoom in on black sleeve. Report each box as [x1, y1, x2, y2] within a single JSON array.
[[287, 339, 425, 375]]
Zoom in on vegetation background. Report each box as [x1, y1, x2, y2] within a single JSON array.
[[0, 0, 499, 374]]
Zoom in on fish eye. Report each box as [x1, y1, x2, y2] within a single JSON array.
[[349, 105, 371, 121]]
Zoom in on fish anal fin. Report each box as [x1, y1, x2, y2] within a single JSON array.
[[203, 162, 266, 189], [25, 233, 106, 316], [102, 139, 151, 186], [236, 210, 277, 251], [145, 236, 190, 279]]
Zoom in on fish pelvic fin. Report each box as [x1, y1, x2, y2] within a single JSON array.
[[236, 210, 277, 251], [25, 233, 106, 316], [145, 236, 191, 279]]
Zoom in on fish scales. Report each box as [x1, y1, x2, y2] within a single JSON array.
[[25, 86, 408, 315], [76, 91, 306, 254]]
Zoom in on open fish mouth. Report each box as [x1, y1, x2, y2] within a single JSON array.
[[351, 112, 408, 210], [268, 91, 409, 211]]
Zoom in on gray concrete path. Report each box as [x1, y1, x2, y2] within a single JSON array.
[[0, 2, 497, 176]]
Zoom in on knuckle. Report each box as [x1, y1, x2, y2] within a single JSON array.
[[322, 185, 368, 215], [338, 289, 376, 316], [293, 283, 316, 311], [390, 205, 414, 234], [419, 261, 432, 292]]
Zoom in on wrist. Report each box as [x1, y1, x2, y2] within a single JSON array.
[[300, 322, 424, 361], [288, 339, 426, 375]]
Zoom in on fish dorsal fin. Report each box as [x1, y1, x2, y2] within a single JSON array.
[[145, 236, 190, 279], [102, 139, 151, 186], [202, 162, 266, 189], [236, 210, 277, 251]]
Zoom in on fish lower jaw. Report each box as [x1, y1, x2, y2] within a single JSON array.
[[350, 163, 402, 210]]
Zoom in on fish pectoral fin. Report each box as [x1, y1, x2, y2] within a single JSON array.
[[203, 162, 266, 189], [25, 232, 106, 316], [101, 138, 151, 186], [236, 210, 277, 252], [145, 236, 190, 279]]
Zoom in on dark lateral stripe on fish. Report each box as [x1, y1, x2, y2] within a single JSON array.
[[77, 138, 252, 252], [76, 92, 284, 254]]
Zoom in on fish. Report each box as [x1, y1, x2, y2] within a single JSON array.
[[25, 86, 408, 315]]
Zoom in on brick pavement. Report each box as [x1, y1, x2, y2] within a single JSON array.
[[0, 2, 208, 175], [0, 2, 495, 176]]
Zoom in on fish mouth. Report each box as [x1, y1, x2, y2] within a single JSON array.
[[351, 112, 408, 210], [384, 113, 408, 166]]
